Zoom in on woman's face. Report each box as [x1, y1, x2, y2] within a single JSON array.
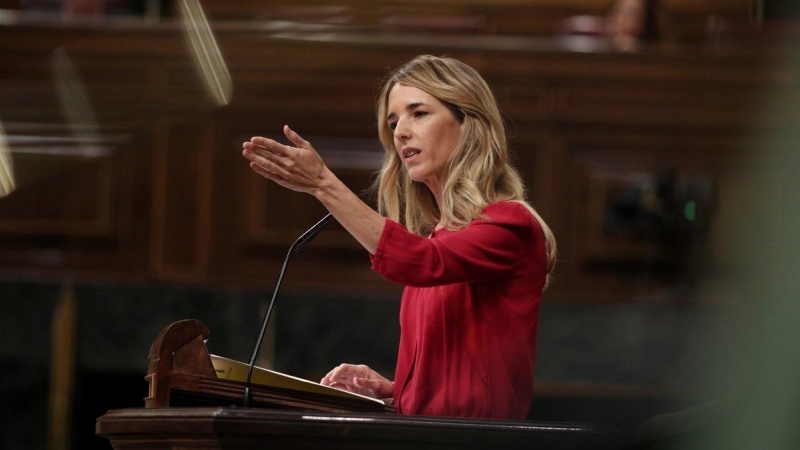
[[386, 83, 463, 197]]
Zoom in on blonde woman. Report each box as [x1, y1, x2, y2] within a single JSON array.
[[242, 55, 556, 420]]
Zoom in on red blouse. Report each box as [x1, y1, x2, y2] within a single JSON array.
[[371, 201, 547, 420]]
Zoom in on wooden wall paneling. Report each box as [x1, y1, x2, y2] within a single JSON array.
[[484, 62, 558, 255], [196, 0, 753, 40], [0, 132, 153, 275], [0, 24, 163, 277], [536, 130, 579, 300], [198, 0, 612, 28], [0, 128, 154, 275], [206, 122, 250, 283], [19, 25, 186, 58], [150, 118, 214, 281], [553, 77, 764, 129], [1, 14, 797, 298], [245, 176, 330, 246], [56, 53, 160, 127], [220, 35, 354, 73], [552, 130, 741, 301], [664, 0, 757, 41], [164, 64, 220, 114], [0, 56, 63, 123], [495, 73, 555, 122], [532, 131, 567, 241], [523, 131, 569, 278], [505, 129, 568, 297], [110, 130, 153, 276], [228, 72, 375, 118], [493, 71, 559, 235], [0, 150, 113, 236]]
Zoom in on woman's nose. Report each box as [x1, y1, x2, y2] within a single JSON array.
[[393, 121, 410, 140]]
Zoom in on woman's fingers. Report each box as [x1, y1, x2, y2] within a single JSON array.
[[247, 136, 288, 155], [243, 149, 293, 183], [244, 140, 299, 177], [319, 363, 393, 399], [284, 125, 311, 150], [321, 364, 362, 386], [321, 364, 347, 385], [243, 140, 288, 166], [352, 377, 376, 392], [248, 162, 290, 188], [326, 364, 357, 382], [242, 145, 306, 191], [242, 128, 327, 194], [356, 377, 393, 398]]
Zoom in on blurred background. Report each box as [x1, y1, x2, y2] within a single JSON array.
[[0, 0, 798, 449]]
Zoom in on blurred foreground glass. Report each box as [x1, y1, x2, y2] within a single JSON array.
[[668, 20, 800, 450], [0, 121, 15, 197], [51, 47, 104, 156], [179, 0, 232, 107]]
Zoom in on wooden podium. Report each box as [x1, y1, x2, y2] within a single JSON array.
[[96, 407, 629, 450], [141, 319, 393, 413], [96, 320, 629, 449]]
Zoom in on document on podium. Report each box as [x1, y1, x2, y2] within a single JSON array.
[[210, 354, 387, 406]]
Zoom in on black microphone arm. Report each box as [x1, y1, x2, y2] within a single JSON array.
[[242, 213, 333, 407]]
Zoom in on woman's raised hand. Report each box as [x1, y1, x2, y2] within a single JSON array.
[[242, 125, 332, 195], [320, 364, 394, 399]]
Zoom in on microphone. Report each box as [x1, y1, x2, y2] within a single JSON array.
[[242, 213, 333, 407]]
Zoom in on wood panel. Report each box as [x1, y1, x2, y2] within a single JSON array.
[[194, 0, 753, 40], [0, 123, 151, 275], [543, 129, 755, 301], [0, 11, 796, 300], [150, 120, 214, 280], [0, 150, 113, 236], [96, 407, 628, 450]]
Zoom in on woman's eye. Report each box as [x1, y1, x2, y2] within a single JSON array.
[[414, 111, 428, 118], [389, 122, 397, 130]]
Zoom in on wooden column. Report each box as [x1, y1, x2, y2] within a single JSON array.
[[48, 284, 78, 450]]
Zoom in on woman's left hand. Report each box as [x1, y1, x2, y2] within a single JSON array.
[[242, 125, 332, 195], [320, 364, 394, 399]]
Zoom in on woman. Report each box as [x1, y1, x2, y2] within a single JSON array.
[[241, 55, 556, 420]]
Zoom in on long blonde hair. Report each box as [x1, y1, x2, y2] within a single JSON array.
[[374, 55, 557, 286]]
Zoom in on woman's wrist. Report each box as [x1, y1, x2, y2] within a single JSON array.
[[311, 167, 339, 201]]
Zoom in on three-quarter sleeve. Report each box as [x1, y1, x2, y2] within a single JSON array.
[[371, 202, 538, 287]]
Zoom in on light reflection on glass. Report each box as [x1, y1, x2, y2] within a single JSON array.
[[179, 0, 233, 107], [0, 121, 15, 197], [51, 47, 103, 156]]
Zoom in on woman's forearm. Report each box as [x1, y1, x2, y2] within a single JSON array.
[[313, 167, 386, 255]]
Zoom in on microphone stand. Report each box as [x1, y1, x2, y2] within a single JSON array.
[[242, 213, 333, 407]]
